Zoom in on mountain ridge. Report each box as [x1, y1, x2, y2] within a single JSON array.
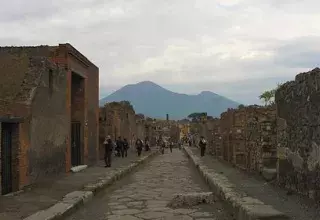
[[99, 81, 240, 119]]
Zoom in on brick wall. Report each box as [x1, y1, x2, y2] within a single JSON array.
[[50, 44, 99, 168], [28, 58, 68, 184], [0, 44, 99, 191]]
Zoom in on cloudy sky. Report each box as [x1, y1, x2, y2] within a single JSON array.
[[1, 0, 320, 104]]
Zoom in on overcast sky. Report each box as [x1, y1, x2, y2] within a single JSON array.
[[1, 0, 320, 104]]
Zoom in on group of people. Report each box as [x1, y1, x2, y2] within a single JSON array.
[[157, 139, 183, 154], [103, 134, 208, 167], [103, 135, 151, 167]]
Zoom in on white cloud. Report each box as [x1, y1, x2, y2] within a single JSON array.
[[1, 0, 320, 103]]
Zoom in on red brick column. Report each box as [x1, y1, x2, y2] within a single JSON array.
[[83, 78, 88, 164], [65, 70, 72, 172], [18, 122, 29, 189]]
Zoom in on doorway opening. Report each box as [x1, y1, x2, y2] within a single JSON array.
[[71, 72, 85, 167], [1, 123, 19, 195]]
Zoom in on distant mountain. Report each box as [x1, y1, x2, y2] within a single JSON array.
[[99, 81, 240, 120]]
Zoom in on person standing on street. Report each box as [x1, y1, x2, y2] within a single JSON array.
[[199, 136, 207, 157], [178, 140, 182, 150], [188, 138, 192, 147], [123, 138, 129, 157], [136, 138, 143, 156], [116, 136, 125, 158], [161, 141, 166, 154], [103, 135, 113, 167], [145, 137, 150, 151], [169, 141, 173, 153]]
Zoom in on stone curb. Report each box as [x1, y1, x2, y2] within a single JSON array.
[[183, 146, 291, 220], [23, 151, 158, 220]]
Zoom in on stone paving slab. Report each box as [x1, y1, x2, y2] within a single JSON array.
[[0, 150, 156, 220], [65, 149, 233, 220], [184, 146, 290, 220]]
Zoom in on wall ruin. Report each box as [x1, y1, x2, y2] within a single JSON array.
[[275, 67, 320, 200]]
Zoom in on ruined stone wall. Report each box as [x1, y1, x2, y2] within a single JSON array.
[[244, 106, 277, 173], [275, 68, 320, 200], [215, 106, 277, 173], [99, 102, 137, 158], [0, 54, 69, 191], [220, 109, 234, 162], [209, 118, 222, 157], [231, 108, 246, 169], [28, 59, 68, 184]]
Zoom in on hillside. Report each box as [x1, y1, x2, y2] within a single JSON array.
[[99, 81, 240, 119]]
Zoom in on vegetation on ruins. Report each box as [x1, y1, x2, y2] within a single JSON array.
[[187, 112, 207, 122], [259, 83, 283, 106]]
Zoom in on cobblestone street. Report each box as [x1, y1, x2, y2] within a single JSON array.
[[65, 149, 232, 220]]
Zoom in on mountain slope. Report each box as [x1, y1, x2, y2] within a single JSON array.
[[99, 81, 240, 119]]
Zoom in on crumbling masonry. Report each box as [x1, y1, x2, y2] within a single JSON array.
[[194, 67, 320, 202]]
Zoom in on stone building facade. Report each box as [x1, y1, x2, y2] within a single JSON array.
[[217, 106, 277, 172], [275, 67, 320, 200], [191, 105, 277, 174], [99, 101, 136, 158], [0, 44, 99, 195], [220, 109, 235, 163]]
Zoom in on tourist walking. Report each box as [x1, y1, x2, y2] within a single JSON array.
[[103, 135, 113, 167], [188, 138, 192, 147], [136, 138, 143, 156], [199, 136, 207, 157], [169, 141, 173, 153], [123, 138, 129, 157], [145, 137, 150, 151], [161, 141, 165, 154], [116, 136, 125, 158], [178, 140, 182, 150]]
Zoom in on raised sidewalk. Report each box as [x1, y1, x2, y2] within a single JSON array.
[[0, 150, 157, 220], [185, 146, 320, 220]]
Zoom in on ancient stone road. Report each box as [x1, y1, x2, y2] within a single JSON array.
[[65, 149, 232, 220]]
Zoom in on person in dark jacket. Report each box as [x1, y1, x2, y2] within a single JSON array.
[[116, 136, 125, 158], [123, 138, 129, 157], [161, 141, 166, 154], [199, 136, 207, 157], [188, 138, 192, 147], [169, 141, 173, 153], [103, 135, 113, 167], [136, 138, 143, 156], [145, 137, 150, 151]]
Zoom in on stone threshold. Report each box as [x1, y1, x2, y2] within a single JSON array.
[[70, 165, 88, 173]]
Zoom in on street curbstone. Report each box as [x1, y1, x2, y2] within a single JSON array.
[[183, 146, 290, 220], [23, 151, 158, 220]]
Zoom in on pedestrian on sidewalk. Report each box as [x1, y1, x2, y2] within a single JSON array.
[[169, 141, 173, 153], [123, 138, 129, 157], [178, 140, 182, 150], [116, 136, 125, 158], [103, 135, 113, 167], [136, 138, 143, 156], [145, 137, 150, 151], [199, 136, 207, 157], [161, 141, 165, 154]]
